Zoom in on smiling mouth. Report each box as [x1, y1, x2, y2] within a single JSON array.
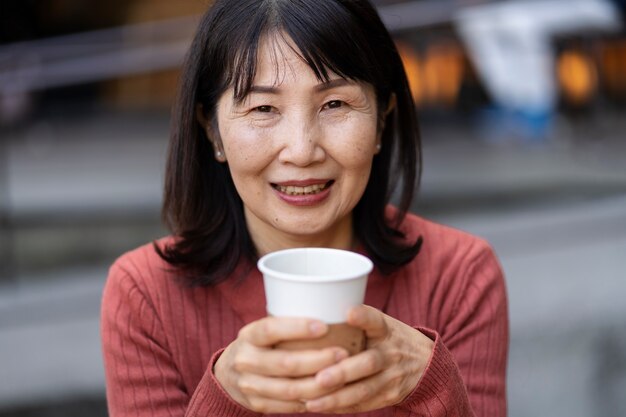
[[272, 180, 334, 196]]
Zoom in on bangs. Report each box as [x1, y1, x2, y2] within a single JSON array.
[[220, 0, 387, 103]]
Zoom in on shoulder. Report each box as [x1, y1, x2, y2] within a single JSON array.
[[103, 236, 178, 308], [389, 209, 507, 331], [109, 236, 174, 279], [392, 208, 503, 289], [391, 207, 494, 260]]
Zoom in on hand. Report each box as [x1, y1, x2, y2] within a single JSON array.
[[304, 305, 434, 413], [214, 316, 350, 413]]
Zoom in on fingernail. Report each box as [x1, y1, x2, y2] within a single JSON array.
[[306, 400, 324, 412], [317, 370, 334, 386], [335, 349, 349, 362], [347, 307, 361, 324], [309, 321, 326, 335]]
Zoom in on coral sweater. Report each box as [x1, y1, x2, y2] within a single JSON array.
[[101, 213, 509, 417]]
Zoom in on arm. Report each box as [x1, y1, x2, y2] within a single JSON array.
[[100, 263, 257, 417], [397, 244, 509, 417], [301, 243, 508, 417]]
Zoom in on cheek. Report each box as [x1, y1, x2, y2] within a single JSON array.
[[220, 125, 273, 173], [325, 122, 378, 166]]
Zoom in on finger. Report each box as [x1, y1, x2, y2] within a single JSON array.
[[239, 373, 337, 402], [315, 349, 385, 388], [347, 305, 388, 339], [238, 316, 327, 347], [246, 396, 308, 414], [306, 373, 387, 413], [235, 346, 349, 377]]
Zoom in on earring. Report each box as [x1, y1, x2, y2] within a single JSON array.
[[376, 143, 382, 152], [215, 150, 226, 162]]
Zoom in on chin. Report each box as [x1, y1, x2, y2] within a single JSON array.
[[277, 223, 328, 237]]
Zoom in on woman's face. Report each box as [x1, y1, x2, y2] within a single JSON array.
[[212, 35, 380, 252]]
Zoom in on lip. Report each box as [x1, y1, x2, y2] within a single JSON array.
[[271, 179, 334, 206], [272, 178, 332, 187]]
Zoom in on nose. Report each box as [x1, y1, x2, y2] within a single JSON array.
[[277, 117, 325, 166]]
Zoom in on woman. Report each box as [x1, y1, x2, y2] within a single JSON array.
[[101, 0, 509, 416]]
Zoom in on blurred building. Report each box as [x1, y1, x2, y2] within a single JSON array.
[[2, 0, 625, 123]]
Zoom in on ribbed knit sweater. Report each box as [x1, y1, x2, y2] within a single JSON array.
[[101, 212, 509, 416]]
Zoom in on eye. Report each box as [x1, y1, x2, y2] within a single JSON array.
[[254, 105, 273, 113], [324, 100, 344, 110]]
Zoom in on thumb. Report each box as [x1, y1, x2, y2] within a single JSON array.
[[347, 305, 388, 339]]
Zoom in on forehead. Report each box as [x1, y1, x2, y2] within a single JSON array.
[[253, 33, 323, 86]]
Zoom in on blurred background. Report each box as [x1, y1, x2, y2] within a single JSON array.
[[1, 0, 625, 415]]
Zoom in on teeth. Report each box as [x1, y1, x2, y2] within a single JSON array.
[[276, 183, 329, 195]]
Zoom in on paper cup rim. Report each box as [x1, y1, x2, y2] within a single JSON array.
[[257, 247, 373, 282]]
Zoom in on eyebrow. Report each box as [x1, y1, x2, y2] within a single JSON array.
[[314, 78, 353, 92], [248, 85, 280, 94], [248, 78, 354, 95]]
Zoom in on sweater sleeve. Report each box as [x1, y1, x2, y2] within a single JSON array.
[[395, 242, 509, 417], [100, 262, 261, 417]]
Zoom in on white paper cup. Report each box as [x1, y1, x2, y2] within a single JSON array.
[[258, 248, 373, 324]]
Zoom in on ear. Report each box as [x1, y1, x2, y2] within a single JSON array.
[[196, 103, 227, 163], [375, 94, 397, 153], [196, 103, 210, 127], [384, 93, 397, 118]]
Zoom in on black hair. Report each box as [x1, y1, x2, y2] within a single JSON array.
[[156, 0, 422, 285]]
